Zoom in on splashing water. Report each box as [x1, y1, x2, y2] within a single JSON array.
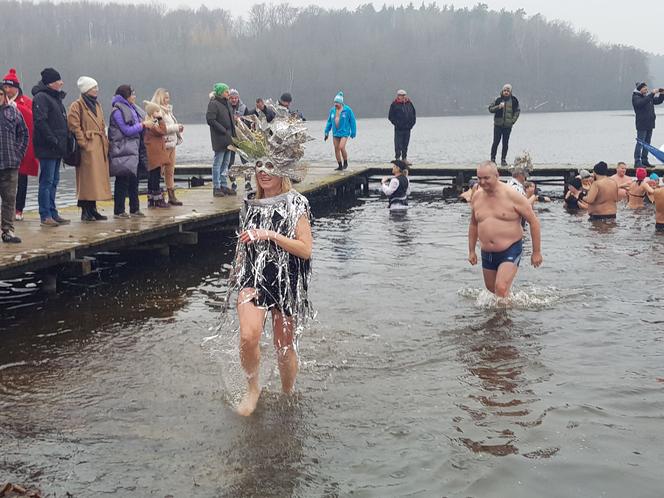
[[457, 285, 568, 310]]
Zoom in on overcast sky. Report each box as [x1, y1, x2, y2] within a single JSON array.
[[143, 0, 662, 54]]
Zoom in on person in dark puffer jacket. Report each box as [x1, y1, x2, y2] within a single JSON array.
[[388, 89, 416, 164], [32, 67, 70, 227]]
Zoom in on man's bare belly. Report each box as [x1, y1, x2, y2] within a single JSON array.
[[478, 218, 523, 252]]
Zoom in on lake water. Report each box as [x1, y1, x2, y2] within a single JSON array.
[[20, 110, 664, 212], [2, 181, 664, 496]]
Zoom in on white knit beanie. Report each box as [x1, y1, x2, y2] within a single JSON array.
[[77, 76, 98, 94]]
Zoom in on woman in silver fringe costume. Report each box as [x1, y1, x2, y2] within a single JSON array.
[[226, 105, 313, 416]]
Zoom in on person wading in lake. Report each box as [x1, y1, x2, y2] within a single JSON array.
[[584, 161, 619, 221], [632, 82, 664, 168], [380, 159, 410, 210], [610, 161, 632, 201], [324, 91, 356, 171], [626, 167, 656, 209], [224, 112, 313, 417], [388, 89, 416, 165], [468, 161, 542, 298], [489, 84, 520, 167], [653, 185, 664, 232]]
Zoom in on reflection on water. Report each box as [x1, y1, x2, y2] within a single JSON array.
[[453, 311, 552, 457]]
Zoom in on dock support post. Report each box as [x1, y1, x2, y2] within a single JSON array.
[[42, 273, 57, 294]]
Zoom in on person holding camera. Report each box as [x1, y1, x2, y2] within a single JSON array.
[[489, 84, 520, 167], [632, 82, 664, 167]]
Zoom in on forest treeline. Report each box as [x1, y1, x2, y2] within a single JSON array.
[[0, 1, 651, 122]]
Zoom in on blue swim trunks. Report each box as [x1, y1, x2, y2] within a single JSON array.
[[481, 239, 523, 271]]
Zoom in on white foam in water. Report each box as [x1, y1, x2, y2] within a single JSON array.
[[458, 285, 566, 310], [202, 315, 278, 409]]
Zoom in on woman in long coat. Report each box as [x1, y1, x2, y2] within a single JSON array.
[[150, 88, 183, 205], [67, 76, 112, 221]]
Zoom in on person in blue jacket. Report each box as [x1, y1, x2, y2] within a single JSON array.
[[324, 91, 356, 170]]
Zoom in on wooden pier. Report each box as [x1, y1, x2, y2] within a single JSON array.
[[2, 162, 663, 282]]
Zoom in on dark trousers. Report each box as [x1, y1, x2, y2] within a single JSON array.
[[114, 174, 140, 214], [394, 129, 411, 160], [0, 168, 18, 233], [634, 129, 653, 166], [491, 126, 512, 162], [148, 168, 161, 193], [15, 173, 28, 212]]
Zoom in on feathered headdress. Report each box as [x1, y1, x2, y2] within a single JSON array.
[[229, 99, 312, 182]]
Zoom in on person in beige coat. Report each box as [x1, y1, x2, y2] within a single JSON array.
[[142, 101, 170, 208], [67, 76, 112, 221], [150, 88, 183, 205]]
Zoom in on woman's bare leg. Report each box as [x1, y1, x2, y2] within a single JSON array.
[[236, 288, 267, 416], [272, 310, 298, 394]]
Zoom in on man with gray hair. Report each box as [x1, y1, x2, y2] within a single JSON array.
[[388, 89, 416, 164], [506, 165, 527, 196], [489, 83, 520, 167]]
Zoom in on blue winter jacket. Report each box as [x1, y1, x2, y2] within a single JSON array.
[[324, 105, 357, 138]]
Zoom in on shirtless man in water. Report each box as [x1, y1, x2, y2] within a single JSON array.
[[584, 161, 619, 220], [468, 161, 543, 298], [653, 187, 664, 232], [610, 161, 632, 201]]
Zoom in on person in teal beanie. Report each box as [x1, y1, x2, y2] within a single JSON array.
[[324, 91, 356, 170]]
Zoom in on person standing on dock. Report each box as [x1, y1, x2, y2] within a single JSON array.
[[228, 88, 251, 194], [206, 83, 235, 198], [468, 161, 542, 298], [143, 102, 171, 208], [632, 82, 664, 168], [2, 69, 38, 223], [32, 67, 70, 227], [67, 77, 113, 222], [584, 161, 619, 221], [324, 91, 356, 171], [150, 88, 183, 206], [388, 89, 416, 165], [108, 85, 146, 219], [489, 84, 520, 167], [0, 85, 28, 243]]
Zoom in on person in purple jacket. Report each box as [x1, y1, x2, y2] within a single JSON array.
[[108, 84, 147, 218]]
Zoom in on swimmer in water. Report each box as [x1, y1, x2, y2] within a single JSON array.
[[524, 181, 551, 206], [626, 167, 655, 209], [610, 161, 632, 201], [459, 179, 479, 203], [584, 161, 618, 221], [380, 159, 410, 210], [468, 161, 543, 298], [653, 184, 664, 232], [564, 177, 588, 211]]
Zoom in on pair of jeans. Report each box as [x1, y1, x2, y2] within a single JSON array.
[[147, 168, 161, 193], [38, 158, 60, 221], [212, 150, 232, 189], [491, 126, 512, 162], [634, 129, 653, 166], [15, 173, 28, 212], [114, 174, 140, 214], [0, 169, 19, 233], [394, 129, 411, 160]]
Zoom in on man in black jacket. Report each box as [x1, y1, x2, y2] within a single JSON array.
[[388, 89, 416, 164], [632, 82, 664, 167], [32, 67, 70, 227], [206, 83, 236, 197]]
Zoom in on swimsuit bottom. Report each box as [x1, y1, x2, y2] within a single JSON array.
[[589, 214, 617, 221], [656, 223, 664, 232], [481, 239, 523, 271]]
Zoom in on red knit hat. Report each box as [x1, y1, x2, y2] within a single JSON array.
[[1, 68, 21, 89]]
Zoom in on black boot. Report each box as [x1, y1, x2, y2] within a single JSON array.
[[342, 159, 348, 170], [335, 161, 343, 171], [91, 203, 107, 221], [81, 206, 95, 222]]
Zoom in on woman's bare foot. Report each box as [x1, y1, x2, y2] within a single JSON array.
[[236, 385, 261, 416]]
